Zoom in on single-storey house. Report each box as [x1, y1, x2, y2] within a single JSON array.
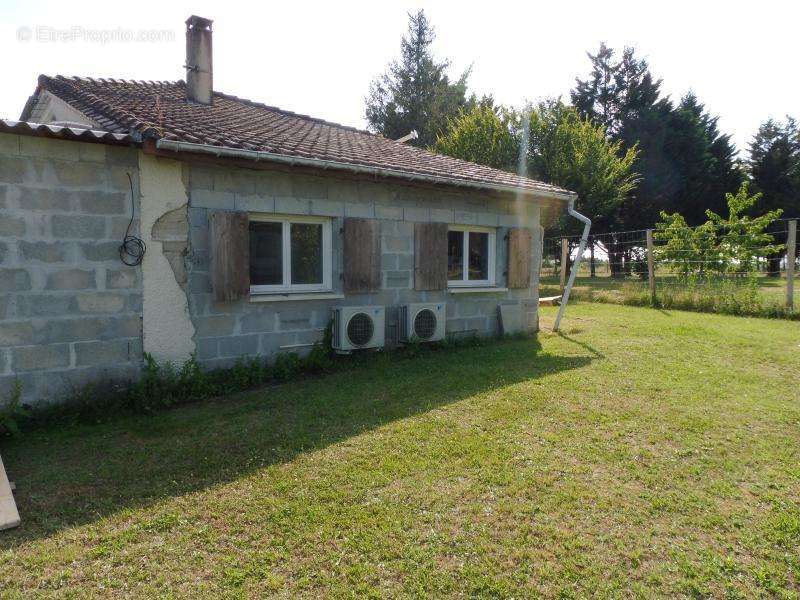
[[0, 16, 577, 406]]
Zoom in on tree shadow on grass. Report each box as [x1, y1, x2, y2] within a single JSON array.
[[0, 337, 593, 547]]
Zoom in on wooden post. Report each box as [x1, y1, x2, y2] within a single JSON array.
[[646, 229, 655, 304], [559, 237, 569, 293], [787, 220, 797, 311]]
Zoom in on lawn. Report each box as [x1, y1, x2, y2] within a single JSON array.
[[1, 303, 799, 597]]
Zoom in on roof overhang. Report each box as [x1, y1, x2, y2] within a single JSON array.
[[153, 138, 577, 203], [0, 119, 134, 145]]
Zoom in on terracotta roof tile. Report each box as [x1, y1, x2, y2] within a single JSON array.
[[29, 75, 574, 198]]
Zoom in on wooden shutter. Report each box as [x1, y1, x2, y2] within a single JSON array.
[[343, 217, 380, 293], [414, 222, 448, 291], [507, 227, 533, 289], [210, 211, 250, 302]]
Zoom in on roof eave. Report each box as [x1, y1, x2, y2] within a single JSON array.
[[154, 139, 577, 202]]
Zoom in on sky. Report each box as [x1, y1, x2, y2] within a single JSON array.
[[0, 0, 797, 155]]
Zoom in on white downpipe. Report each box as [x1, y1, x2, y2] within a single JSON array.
[[553, 200, 591, 332]]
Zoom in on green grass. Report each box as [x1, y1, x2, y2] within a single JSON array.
[[1, 303, 799, 597]]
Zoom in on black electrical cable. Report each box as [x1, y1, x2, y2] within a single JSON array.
[[119, 172, 146, 266]]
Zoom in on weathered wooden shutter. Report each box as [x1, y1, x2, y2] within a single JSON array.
[[414, 222, 448, 291], [507, 227, 532, 289], [210, 211, 249, 302], [343, 217, 381, 293]]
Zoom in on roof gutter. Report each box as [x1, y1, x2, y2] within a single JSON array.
[[553, 199, 591, 332], [154, 138, 577, 202]]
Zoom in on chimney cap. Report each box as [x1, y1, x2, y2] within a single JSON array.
[[186, 15, 213, 30]]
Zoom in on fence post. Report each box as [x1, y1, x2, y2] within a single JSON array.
[[560, 237, 569, 293], [646, 229, 655, 304], [787, 220, 797, 311]]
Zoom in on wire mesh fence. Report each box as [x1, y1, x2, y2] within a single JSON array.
[[540, 218, 799, 318]]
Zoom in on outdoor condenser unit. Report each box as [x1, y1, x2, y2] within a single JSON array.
[[331, 306, 386, 352], [398, 303, 446, 343]]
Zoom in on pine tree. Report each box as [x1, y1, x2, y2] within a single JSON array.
[[748, 117, 800, 275], [365, 10, 472, 148]]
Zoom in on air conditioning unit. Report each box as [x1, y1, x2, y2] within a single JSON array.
[[331, 306, 386, 352], [399, 303, 446, 343]]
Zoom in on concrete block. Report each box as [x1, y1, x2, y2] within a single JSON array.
[[53, 161, 106, 187], [375, 205, 403, 220], [0, 242, 6, 264], [255, 171, 292, 197], [344, 202, 374, 219], [190, 227, 209, 251], [277, 310, 311, 331], [76, 293, 126, 313], [13, 343, 70, 372], [0, 133, 20, 156], [214, 171, 256, 194], [382, 235, 411, 253], [498, 214, 526, 228], [219, 334, 259, 357], [0, 157, 25, 184], [106, 269, 139, 289], [240, 312, 276, 333], [19, 240, 70, 263], [235, 193, 275, 213], [358, 181, 393, 205], [188, 167, 214, 190], [397, 253, 413, 270], [75, 339, 136, 367], [195, 337, 218, 360], [477, 212, 499, 227], [0, 296, 8, 319], [0, 216, 25, 237], [80, 242, 119, 262], [328, 180, 359, 203], [110, 217, 139, 239], [0, 185, 7, 209], [0, 269, 31, 292], [41, 317, 109, 343], [430, 208, 455, 223], [188, 271, 211, 293], [453, 211, 479, 225], [17, 187, 72, 211], [16, 294, 73, 317], [293, 176, 328, 200], [188, 207, 208, 228], [385, 271, 411, 289], [194, 314, 236, 337], [46, 269, 95, 290], [78, 143, 107, 163], [79, 190, 127, 214], [309, 199, 344, 217], [275, 197, 310, 215], [52, 215, 105, 239], [18, 136, 77, 162], [381, 254, 398, 270], [191, 189, 235, 210], [105, 146, 139, 168], [0, 322, 34, 346], [403, 207, 430, 222]]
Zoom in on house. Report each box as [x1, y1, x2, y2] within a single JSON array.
[[0, 16, 576, 406]]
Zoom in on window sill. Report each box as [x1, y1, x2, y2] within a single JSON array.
[[249, 292, 344, 303], [448, 286, 509, 294]]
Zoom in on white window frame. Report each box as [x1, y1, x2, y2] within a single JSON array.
[[447, 224, 496, 288], [249, 214, 333, 295]]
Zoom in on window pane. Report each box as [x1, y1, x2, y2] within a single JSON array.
[[291, 223, 323, 285], [468, 231, 489, 280], [448, 230, 464, 280], [249, 221, 282, 285]]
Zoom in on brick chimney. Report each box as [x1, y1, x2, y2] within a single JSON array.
[[185, 16, 213, 105]]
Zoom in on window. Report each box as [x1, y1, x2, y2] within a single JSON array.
[[447, 225, 496, 287], [249, 215, 332, 294]]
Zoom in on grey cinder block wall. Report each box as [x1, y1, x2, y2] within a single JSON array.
[[185, 163, 543, 370], [0, 132, 545, 406], [0, 133, 143, 404]]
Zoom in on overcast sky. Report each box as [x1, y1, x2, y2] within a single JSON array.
[[1, 0, 797, 155]]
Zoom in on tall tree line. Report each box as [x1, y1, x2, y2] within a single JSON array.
[[366, 13, 799, 274]]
